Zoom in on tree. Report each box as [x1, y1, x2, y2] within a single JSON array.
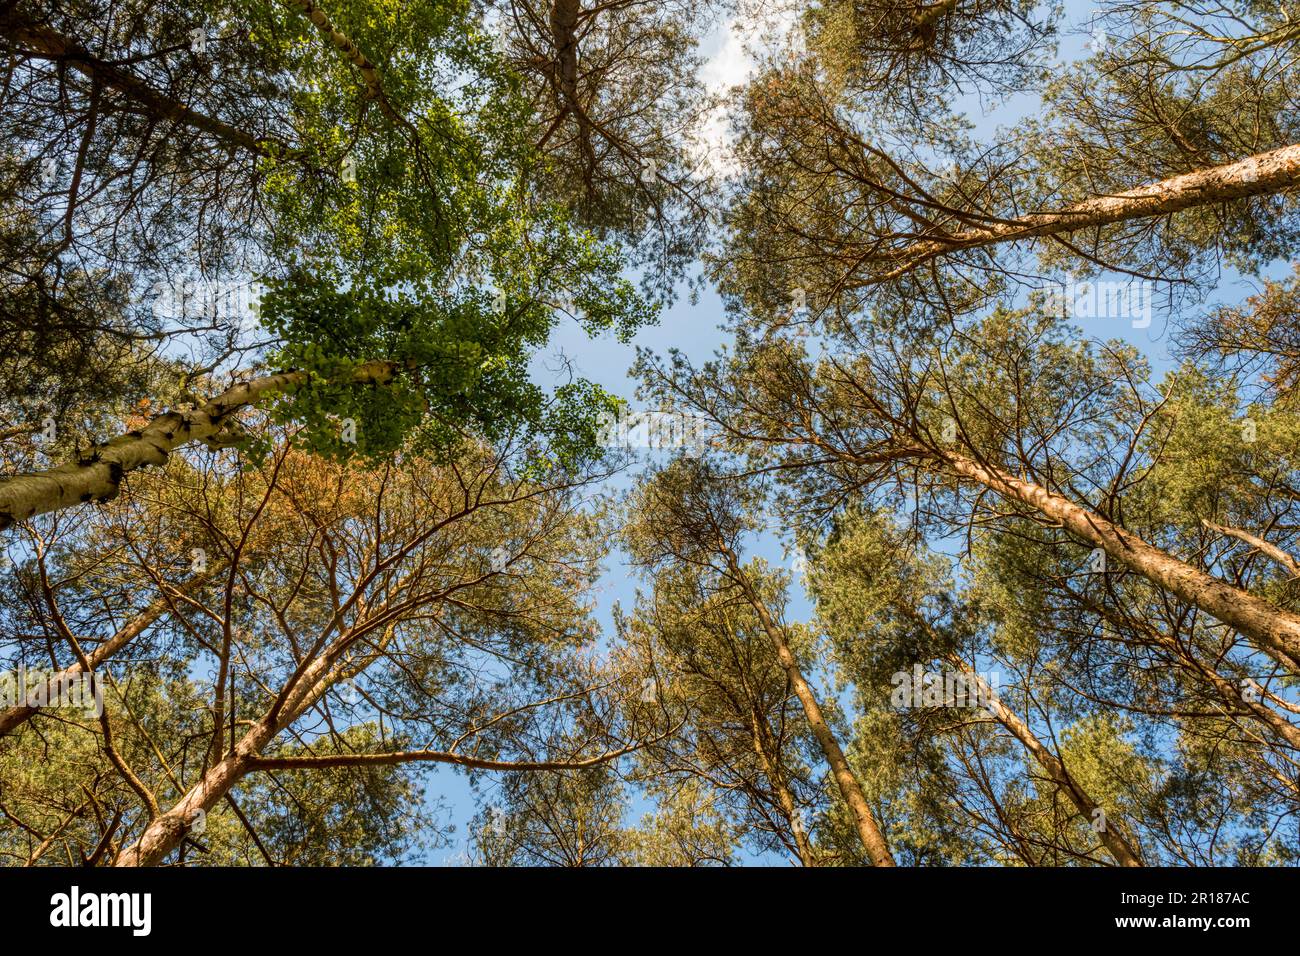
[[622, 458, 896, 865], [714, 2, 1300, 325], [0, 0, 656, 535], [637, 309, 1300, 677], [492, 0, 723, 299], [615, 563, 825, 864], [0, 418, 654, 865], [8, 0, 1300, 872], [634, 302, 1300, 863], [810, 507, 1145, 866]]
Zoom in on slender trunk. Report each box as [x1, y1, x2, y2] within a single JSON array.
[[0, 361, 402, 531], [950, 659, 1144, 866], [0, 567, 221, 735], [725, 549, 896, 866], [868, 143, 1300, 282], [282, 0, 406, 128], [748, 707, 818, 866], [939, 449, 1300, 674], [890, 594, 1147, 865]]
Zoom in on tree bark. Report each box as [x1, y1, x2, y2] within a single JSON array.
[[867, 143, 1300, 282], [0, 361, 402, 531], [724, 548, 896, 866], [938, 449, 1300, 675], [282, 0, 407, 128]]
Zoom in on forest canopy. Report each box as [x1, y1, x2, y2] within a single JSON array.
[[1, 0, 1299, 869]]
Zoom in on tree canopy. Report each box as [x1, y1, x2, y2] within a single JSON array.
[[2, 0, 1300, 871]]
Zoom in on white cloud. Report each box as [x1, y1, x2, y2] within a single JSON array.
[[692, 8, 801, 176], [699, 17, 756, 94]]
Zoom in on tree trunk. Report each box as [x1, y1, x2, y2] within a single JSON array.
[[548, 0, 598, 175], [939, 449, 1300, 675], [748, 707, 818, 866], [0, 361, 401, 531], [950, 659, 1144, 866], [0, 567, 221, 735], [725, 549, 897, 866], [112, 641, 338, 865], [282, 0, 406, 128], [870, 143, 1300, 282]]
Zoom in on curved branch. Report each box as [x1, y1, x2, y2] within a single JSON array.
[[245, 739, 649, 772], [1202, 519, 1300, 578]]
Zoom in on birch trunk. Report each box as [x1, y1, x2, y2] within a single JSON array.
[[0, 362, 400, 531], [282, 0, 406, 128]]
